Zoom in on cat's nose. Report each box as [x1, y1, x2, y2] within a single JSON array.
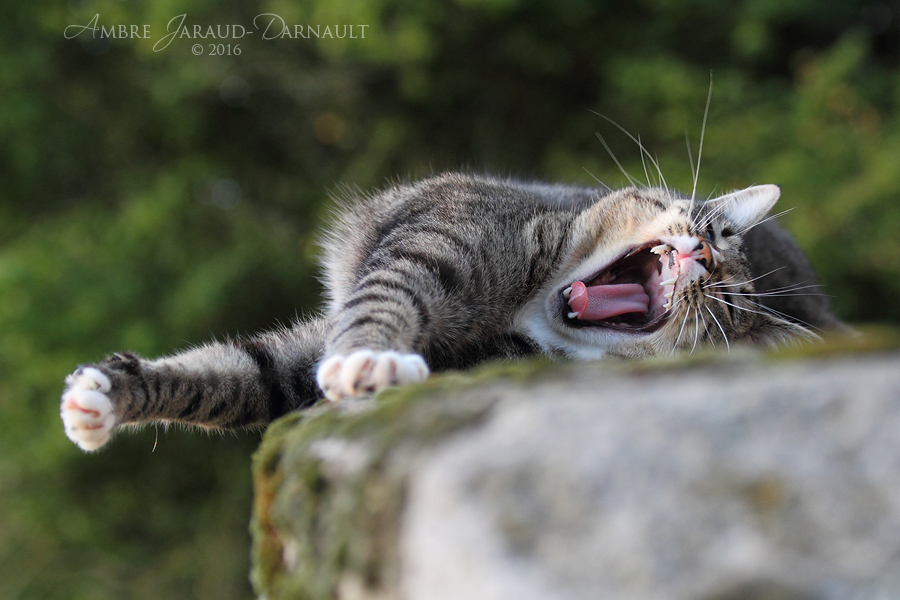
[[690, 240, 715, 272], [671, 238, 716, 276], [656, 236, 718, 280]]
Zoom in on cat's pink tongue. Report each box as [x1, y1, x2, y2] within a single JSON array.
[[568, 280, 650, 320]]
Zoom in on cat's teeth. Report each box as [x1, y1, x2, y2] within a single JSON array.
[[664, 291, 674, 300], [663, 300, 671, 310], [567, 311, 579, 319], [563, 287, 572, 300], [651, 244, 671, 255], [660, 277, 678, 286]]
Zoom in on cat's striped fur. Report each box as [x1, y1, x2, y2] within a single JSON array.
[[61, 173, 840, 451]]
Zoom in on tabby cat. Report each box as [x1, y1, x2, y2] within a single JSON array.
[[61, 173, 840, 451]]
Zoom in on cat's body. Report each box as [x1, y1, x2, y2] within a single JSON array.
[[61, 173, 841, 451]]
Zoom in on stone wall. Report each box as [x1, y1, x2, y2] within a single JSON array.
[[251, 336, 900, 600]]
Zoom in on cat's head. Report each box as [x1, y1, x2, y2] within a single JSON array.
[[524, 185, 810, 359]]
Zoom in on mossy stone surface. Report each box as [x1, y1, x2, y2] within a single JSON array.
[[251, 328, 900, 600]]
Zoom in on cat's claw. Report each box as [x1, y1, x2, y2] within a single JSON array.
[[61, 367, 116, 452], [316, 350, 429, 402]]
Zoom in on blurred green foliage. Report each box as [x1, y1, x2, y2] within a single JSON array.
[[2, 0, 898, 597]]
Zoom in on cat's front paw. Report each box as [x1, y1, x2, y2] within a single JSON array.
[[61, 367, 116, 451], [316, 350, 429, 402]]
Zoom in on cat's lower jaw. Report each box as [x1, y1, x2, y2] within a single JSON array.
[[316, 350, 429, 402], [61, 367, 116, 451]]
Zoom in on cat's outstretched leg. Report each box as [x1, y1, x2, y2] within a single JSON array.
[[60, 318, 327, 451]]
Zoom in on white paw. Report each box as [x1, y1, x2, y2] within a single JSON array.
[[316, 350, 429, 402], [61, 367, 116, 452]]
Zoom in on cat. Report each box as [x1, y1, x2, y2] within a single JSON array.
[[60, 172, 841, 451]]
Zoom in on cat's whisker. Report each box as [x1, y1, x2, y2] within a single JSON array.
[[705, 293, 760, 312], [670, 319, 685, 354], [698, 184, 759, 232], [706, 304, 731, 352], [703, 267, 788, 289], [654, 153, 668, 192], [743, 299, 824, 335], [690, 73, 714, 210], [595, 132, 642, 188], [638, 134, 652, 187], [582, 167, 612, 192], [708, 280, 822, 295], [672, 301, 690, 352], [690, 306, 702, 354], [696, 204, 725, 232], [698, 193, 739, 231], [719, 279, 822, 295], [701, 307, 713, 347], [667, 295, 686, 315], [737, 208, 795, 235], [685, 129, 696, 184], [704, 321, 716, 349], [699, 182, 785, 235], [702, 273, 738, 289], [705, 293, 784, 322], [663, 294, 681, 314], [590, 110, 668, 190], [723, 289, 825, 299]]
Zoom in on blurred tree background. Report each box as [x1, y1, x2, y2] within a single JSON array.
[[1, 0, 898, 597]]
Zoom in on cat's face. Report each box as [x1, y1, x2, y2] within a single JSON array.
[[520, 185, 809, 359]]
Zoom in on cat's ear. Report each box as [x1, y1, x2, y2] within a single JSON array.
[[707, 184, 780, 232]]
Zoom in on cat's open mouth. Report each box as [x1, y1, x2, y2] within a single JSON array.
[[558, 241, 677, 333]]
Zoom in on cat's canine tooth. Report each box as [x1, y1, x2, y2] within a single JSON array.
[[563, 286, 572, 300], [659, 277, 677, 286], [567, 311, 579, 319], [651, 244, 671, 255]]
